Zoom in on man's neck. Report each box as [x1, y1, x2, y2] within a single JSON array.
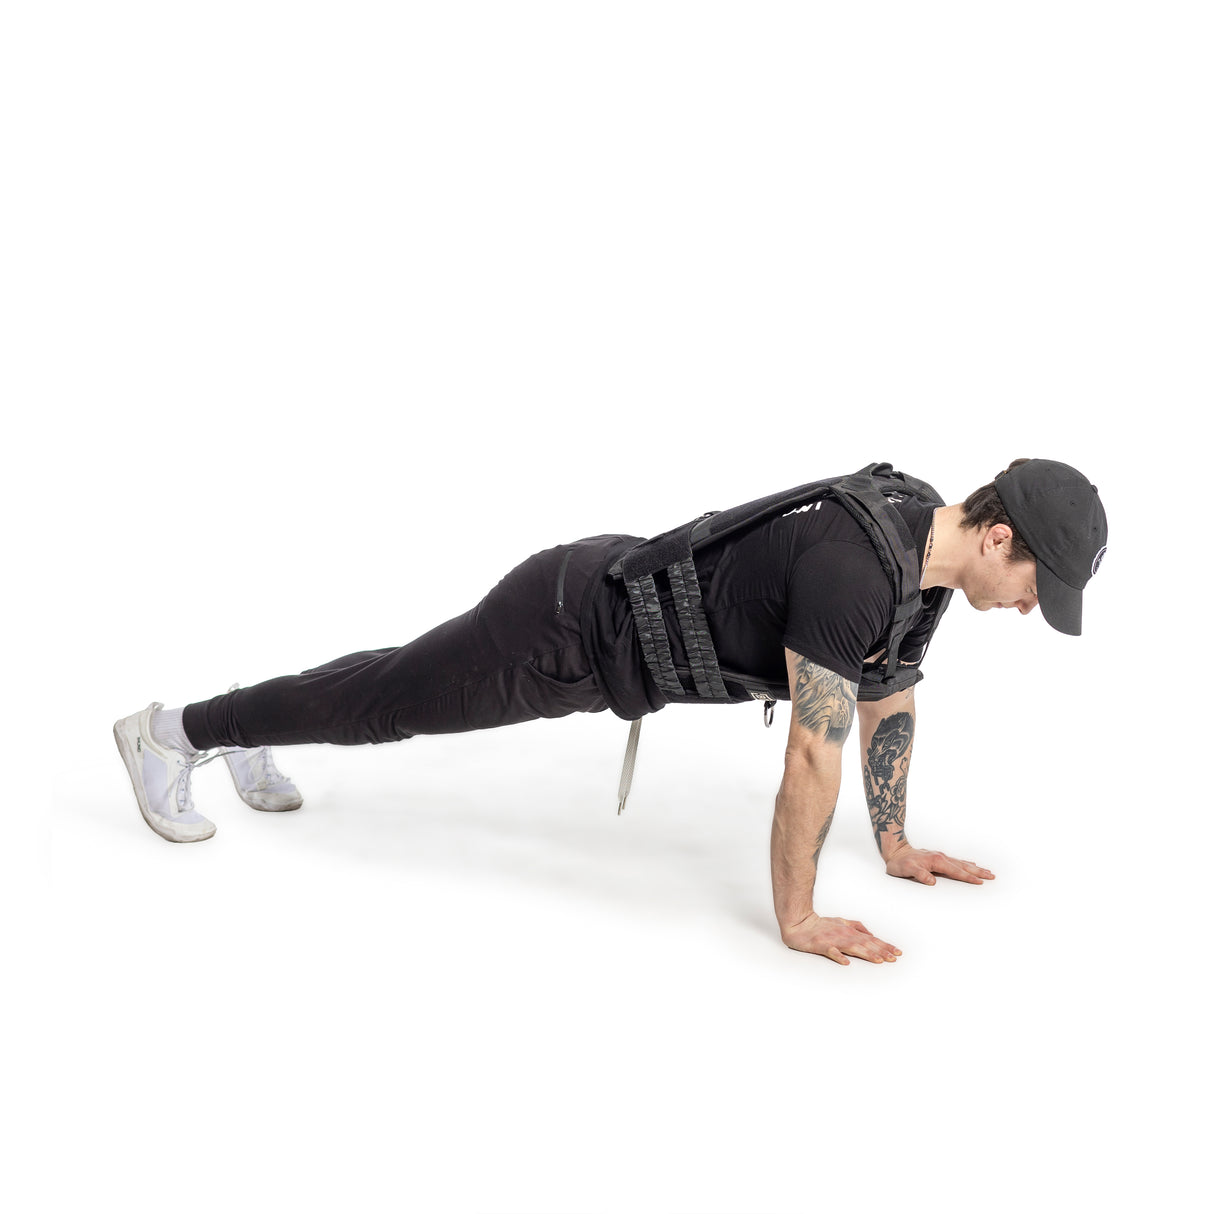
[[919, 504, 969, 591]]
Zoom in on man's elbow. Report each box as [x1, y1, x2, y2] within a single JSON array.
[[857, 686, 914, 727], [782, 742, 844, 782]]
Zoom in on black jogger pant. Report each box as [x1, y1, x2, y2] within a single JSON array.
[[182, 538, 622, 751]]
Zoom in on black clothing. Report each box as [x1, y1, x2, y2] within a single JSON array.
[[184, 537, 623, 750], [584, 494, 950, 719], [184, 486, 951, 751]]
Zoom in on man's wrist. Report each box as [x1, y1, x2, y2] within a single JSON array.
[[778, 910, 819, 943], [878, 834, 911, 863]]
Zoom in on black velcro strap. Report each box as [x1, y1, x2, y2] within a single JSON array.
[[620, 526, 695, 581]]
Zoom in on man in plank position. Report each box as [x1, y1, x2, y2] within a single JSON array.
[[115, 459, 1107, 965]]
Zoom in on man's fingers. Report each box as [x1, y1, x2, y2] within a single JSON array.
[[847, 934, 901, 963], [889, 848, 996, 885], [799, 918, 902, 966], [932, 854, 996, 884], [847, 922, 902, 962], [944, 865, 983, 884], [955, 860, 996, 879], [957, 859, 995, 877], [823, 937, 900, 964]]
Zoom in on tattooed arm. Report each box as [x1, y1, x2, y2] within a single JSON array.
[[771, 649, 901, 965], [858, 686, 916, 863], [857, 687, 996, 887]]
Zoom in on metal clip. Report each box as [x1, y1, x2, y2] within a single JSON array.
[[617, 718, 643, 813], [763, 699, 775, 728]]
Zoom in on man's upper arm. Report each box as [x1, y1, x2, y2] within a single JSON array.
[[857, 682, 915, 727], [784, 648, 858, 757]]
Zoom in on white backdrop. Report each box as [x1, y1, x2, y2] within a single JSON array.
[[3, 4, 1208, 1212]]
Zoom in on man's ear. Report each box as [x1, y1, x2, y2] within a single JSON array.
[[984, 523, 1014, 555]]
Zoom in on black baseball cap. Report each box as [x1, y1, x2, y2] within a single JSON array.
[[994, 459, 1108, 636]]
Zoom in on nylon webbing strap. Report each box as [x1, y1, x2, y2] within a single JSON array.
[[834, 473, 925, 685], [667, 557, 729, 699], [883, 599, 921, 683], [624, 573, 685, 697], [835, 475, 919, 597]]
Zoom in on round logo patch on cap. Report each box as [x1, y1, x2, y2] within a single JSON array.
[[1091, 546, 1107, 577]]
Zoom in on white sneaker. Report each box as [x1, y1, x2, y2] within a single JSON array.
[[220, 746, 303, 812], [113, 702, 217, 843], [218, 684, 303, 812]]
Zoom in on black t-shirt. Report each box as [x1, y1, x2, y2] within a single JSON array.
[[580, 491, 951, 720]]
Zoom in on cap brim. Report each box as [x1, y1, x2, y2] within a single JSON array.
[[1037, 562, 1083, 636]]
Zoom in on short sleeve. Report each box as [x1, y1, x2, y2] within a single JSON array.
[[782, 541, 893, 684]]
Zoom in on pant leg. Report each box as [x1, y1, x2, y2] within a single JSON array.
[[183, 541, 609, 750]]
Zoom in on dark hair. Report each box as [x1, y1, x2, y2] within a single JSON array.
[[961, 459, 1036, 563]]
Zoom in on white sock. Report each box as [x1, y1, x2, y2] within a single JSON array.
[[151, 707, 200, 756]]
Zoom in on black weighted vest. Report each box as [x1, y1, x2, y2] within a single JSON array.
[[608, 462, 951, 705]]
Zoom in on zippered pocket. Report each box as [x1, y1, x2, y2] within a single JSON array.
[[554, 549, 573, 615]]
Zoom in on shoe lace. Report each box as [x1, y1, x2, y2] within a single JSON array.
[[215, 685, 290, 790], [174, 750, 223, 812], [215, 745, 289, 790], [249, 747, 288, 789]]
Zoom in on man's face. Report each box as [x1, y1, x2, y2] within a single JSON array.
[[965, 553, 1039, 616]]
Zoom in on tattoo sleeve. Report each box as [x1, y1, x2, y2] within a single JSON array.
[[863, 711, 914, 852], [790, 656, 858, 747]]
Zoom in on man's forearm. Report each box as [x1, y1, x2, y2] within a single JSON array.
[[770, 752, 842, 935], [772, 653, 900, 964], [859, 689, 916, 862], [859, 687, 996, 888]]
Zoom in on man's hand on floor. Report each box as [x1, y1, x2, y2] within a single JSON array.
[[781, 913, 901, 966], [884, 843, 995, 886]]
